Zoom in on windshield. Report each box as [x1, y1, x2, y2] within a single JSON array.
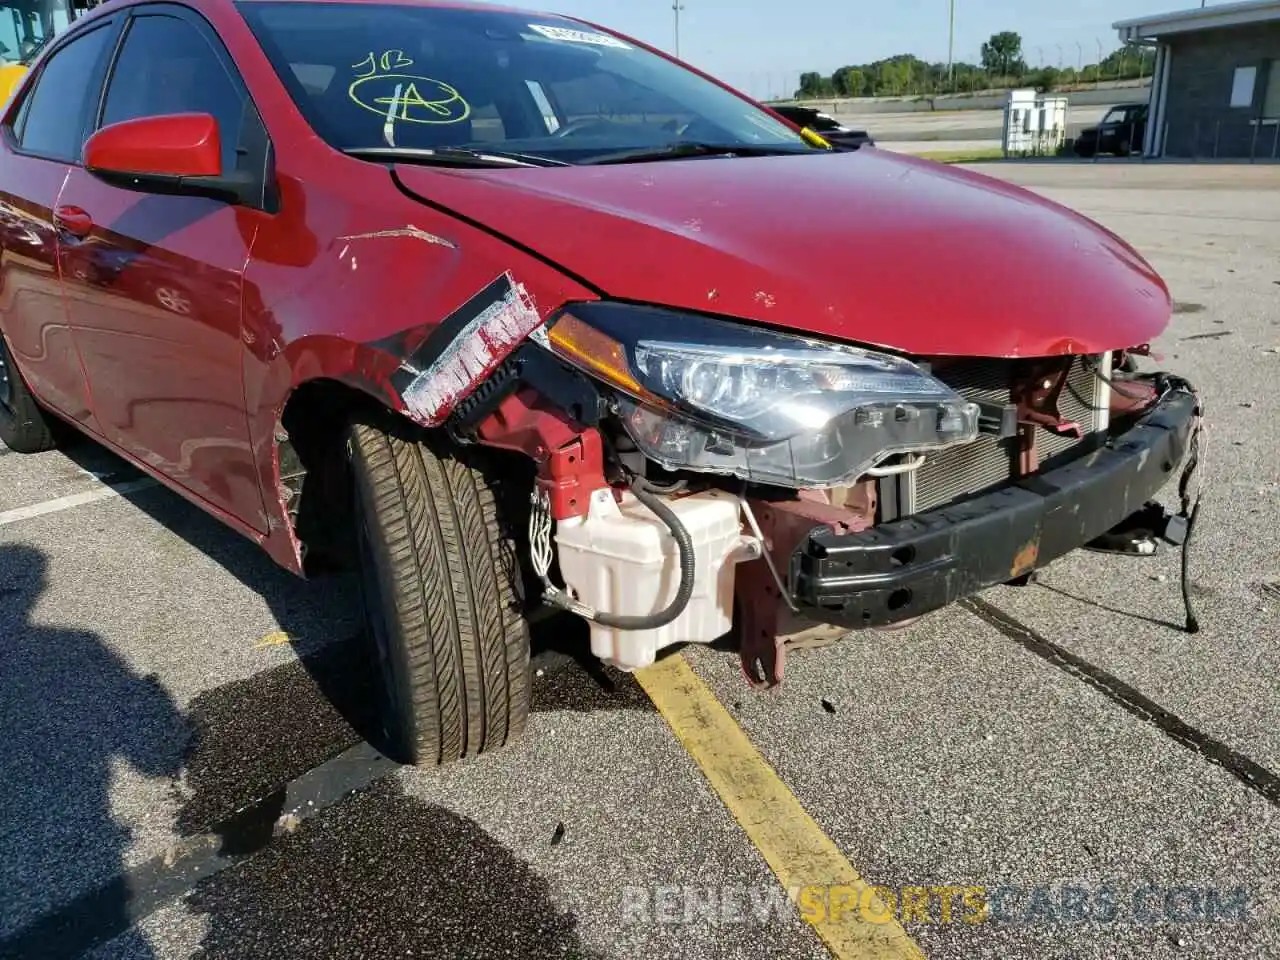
[[0, 0, 74, 65], [236, 2, 808, 164]]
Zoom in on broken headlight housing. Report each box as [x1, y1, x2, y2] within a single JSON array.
[[540, 302, 980, 488]]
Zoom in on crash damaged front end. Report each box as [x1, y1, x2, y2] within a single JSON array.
[[443, 300, 1203, 685]]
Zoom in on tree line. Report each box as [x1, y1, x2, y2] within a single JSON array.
[[794, 31, 1156, 100]]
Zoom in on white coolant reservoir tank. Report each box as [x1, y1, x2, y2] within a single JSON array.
[[554, 487, 760, 671]]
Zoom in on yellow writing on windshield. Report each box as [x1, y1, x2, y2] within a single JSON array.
[[348, 50, 470, 125], [349, 74, 470, 124], [352, 49, 416, 77]]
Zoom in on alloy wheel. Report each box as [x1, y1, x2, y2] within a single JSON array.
[[155, 286, 192, 315]]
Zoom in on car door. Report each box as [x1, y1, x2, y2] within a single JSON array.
[[57, 4, 268, 529], [0, 18, 117, 430]]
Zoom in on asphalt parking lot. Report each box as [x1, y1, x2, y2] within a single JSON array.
[[2, 161, 1279, 960]]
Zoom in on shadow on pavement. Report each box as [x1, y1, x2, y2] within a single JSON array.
[[530, 613, 654, 714], [0, 542, 186, 959], [183, 776, 606, 960], [2, 439, 643, 955], [55, 437, 653, 739], [174, 622, 654, 856], [55, 436, 383, 781], [30, 437, 650, 853], [0, 540, 604, 957], [175, 638, 381, 838]]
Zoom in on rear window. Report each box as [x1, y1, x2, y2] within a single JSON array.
[[236, 2, 803, 163]]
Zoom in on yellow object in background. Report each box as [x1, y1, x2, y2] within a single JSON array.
[[0, 64, 29, 106], [0, 0, 99, 109], [799, 126, 834, 150]]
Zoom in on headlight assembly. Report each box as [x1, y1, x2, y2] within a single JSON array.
[[540, 302, 980, 488]]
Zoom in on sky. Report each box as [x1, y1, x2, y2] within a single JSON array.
[[485, 0, 1200, 98]]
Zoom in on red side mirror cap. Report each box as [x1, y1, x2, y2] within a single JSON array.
[[84, 112, 222, 179]]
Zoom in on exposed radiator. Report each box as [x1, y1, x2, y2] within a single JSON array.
[[910, 434, 1014, 513], [1040, 357, 1108, 463], [884, 354, 1110, 517]]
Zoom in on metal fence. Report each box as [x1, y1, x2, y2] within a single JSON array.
[[1049, 114, 1280, 162], [1158, 116, 1280, 162]]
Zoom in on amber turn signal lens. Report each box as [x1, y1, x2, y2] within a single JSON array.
[[547, 312, 650, 398]]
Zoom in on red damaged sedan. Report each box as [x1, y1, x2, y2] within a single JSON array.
[[0, 0, 1203, 765]]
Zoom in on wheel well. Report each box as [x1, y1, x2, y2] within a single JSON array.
[[276, 378, 391, 574], [276, 376, 543, 589]]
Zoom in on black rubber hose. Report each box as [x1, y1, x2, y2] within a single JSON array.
[[1180, 497, 1202, 634], [1177, 413, 1205, 634], [548, 475, 697, 630]]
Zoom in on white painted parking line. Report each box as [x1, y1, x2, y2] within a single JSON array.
[[0, 478, 158, 526]]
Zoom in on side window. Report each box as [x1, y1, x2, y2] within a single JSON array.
[[99, 14, 246, 171], [546, 70, 695, 132], [14, 25, 112, 161]]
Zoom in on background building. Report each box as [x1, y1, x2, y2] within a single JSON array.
[[1115, 0, 1280, 159]]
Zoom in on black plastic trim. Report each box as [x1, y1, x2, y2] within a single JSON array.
[[789, 381, 1200, 629]]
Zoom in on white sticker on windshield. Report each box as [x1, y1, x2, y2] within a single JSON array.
[[527, 24, 631, 49]]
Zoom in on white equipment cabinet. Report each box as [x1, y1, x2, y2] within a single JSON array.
[[1003, 89, 1069, 157]]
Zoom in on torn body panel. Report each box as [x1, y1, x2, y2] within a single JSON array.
[[235, 176, 597, 574], [375, 271, 543, 425]]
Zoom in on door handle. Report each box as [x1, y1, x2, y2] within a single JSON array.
[[53, 205, 93, 238]]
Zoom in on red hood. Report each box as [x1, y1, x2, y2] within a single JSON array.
[[395, 150, 1171, 357]]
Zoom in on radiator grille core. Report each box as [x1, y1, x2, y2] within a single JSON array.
[[898, 355, 1107, 515]]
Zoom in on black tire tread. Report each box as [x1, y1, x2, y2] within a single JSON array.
[[0, 335, 59, 454], [348, 418, 530, 765]]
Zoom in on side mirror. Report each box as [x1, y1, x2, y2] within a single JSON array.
[[84, 113, 259, 206]]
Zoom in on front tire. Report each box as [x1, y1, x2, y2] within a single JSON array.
[[0, 332, 60, 453], [347, 418, 531, 766]]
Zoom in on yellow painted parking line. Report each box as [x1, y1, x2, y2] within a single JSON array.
[[635, 654, 928, 960]]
